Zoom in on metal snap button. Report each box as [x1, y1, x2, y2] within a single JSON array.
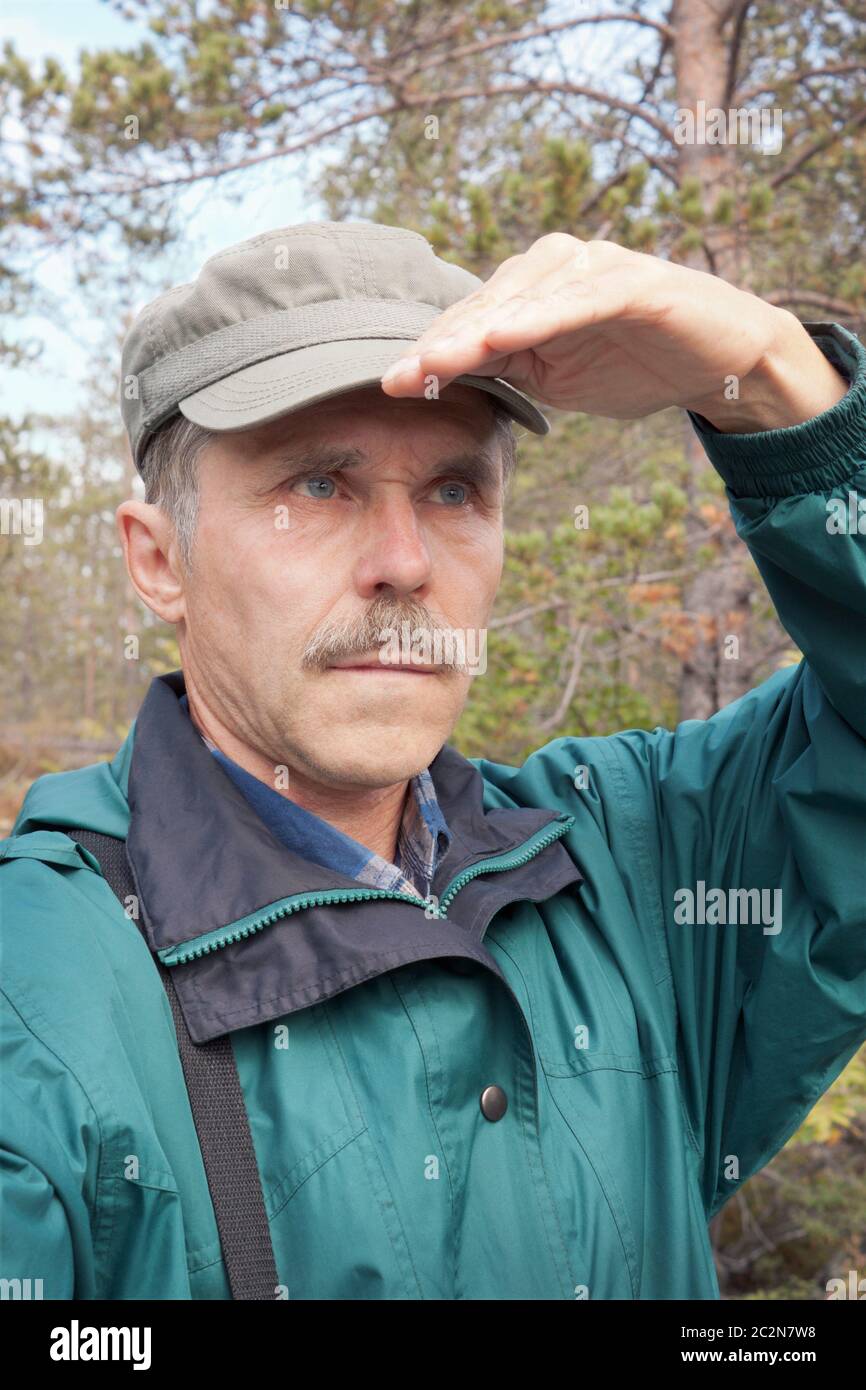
[[480, 1085, 508, 1121]]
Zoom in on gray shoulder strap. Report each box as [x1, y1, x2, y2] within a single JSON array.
[[67, 828, 279, 1302]]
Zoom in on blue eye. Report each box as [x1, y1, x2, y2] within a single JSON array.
[[437, 482, 468, 506], [300, 476, 336, 498]]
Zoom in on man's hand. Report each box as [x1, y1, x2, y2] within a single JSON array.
[[381, 233, 848, 433]]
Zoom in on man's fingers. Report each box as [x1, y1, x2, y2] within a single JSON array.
[[409, 283, 605, 377], [382, 235, 591, 381], [380, 344, 518, 397], [483, 287, 600, 349], [379, 235, 632, 397], [382, 294, 590, 396]]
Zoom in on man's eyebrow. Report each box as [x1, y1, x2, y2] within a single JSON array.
[[251, 443, 502, 494], [251, 445, 368, 493], [273, 444, 369, 475], [433, 449, 502, 491]]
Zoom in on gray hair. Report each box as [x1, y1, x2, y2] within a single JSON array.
[[138, 398, 517, 571], [138, 414, 211, 572]]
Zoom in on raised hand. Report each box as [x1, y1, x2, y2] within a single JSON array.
[[381, 233, 848, 432]]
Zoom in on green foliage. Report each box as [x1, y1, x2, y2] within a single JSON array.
[[713, 1050, 866, 1299], [791, 1049, 866, 1146]]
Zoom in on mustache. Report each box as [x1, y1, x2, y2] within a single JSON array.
[[301, 594, 471, 672]]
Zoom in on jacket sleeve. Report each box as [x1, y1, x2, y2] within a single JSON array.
[[0, 991, 97, 1299], [597, 321, 866, 1218]]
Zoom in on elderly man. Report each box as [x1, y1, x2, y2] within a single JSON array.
[[1, 223, 864, 1301]]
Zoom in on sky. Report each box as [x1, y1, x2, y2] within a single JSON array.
[[2, 0, 317, 432]]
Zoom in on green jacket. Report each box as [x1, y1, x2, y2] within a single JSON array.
[[2, 323, 865, 1301]]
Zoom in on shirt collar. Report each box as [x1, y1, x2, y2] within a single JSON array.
[[178, 694, 451, 901]]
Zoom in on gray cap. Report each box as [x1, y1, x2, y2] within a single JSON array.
[[120, 221, 550, 471]]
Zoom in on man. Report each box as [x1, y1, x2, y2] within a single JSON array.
[[1, 222, 864, 1300]]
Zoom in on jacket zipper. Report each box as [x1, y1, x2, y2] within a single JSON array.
[[158, 812, 575, 967], [436, 813, 574, 914]]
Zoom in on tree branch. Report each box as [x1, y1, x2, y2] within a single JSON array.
[[546, 96, 680, 185], [538, 623, 590, 732], [722, 0, 753, 108], [81, 79, 678, 198], [489, 598, 570, 630], [399, 10, 674, 79], [768, 107, 866, 189], [764, 289, 861, 318], [737, 63, 866, 104]]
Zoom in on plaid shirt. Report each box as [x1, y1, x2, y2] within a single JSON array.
[[180, 696, 451, 901]]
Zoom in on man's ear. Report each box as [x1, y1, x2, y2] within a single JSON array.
[[116, 499, 187, 623]]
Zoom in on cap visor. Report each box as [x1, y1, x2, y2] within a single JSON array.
[[178, 337, 549, 437]]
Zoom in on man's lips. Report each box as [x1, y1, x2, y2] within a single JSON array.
[[326, 655, 442, 674]]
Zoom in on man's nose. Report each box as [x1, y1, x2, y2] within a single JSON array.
[[352, 493, 434, 598]]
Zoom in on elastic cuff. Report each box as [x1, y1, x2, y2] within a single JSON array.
[[688, 322, 866, 498]]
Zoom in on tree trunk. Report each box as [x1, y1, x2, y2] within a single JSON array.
[[673, 0, 756, 720]]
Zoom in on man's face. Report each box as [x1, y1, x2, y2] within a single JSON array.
[[176, 383, 505, 788]]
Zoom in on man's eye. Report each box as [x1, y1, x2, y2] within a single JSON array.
[[296, 475, 337, 498], [435, 481, 469, 506]]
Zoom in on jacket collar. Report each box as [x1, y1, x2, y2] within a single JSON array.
[[126, 671, 582, 1041]]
